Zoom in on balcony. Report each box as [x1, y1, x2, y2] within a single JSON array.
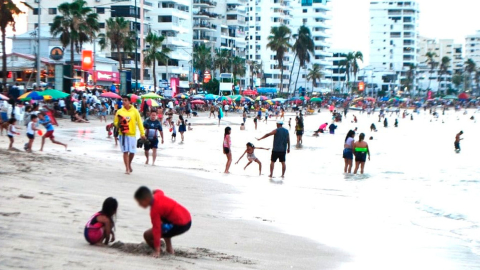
[[165, 36, 190, 47], [193, 22, 217, 31], [193, 35, 217, 43], [193, 0, 216, 8], [193, 10, 219, 19]]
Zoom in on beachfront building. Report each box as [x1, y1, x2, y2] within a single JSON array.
[[325, 49, 349, 93], [23, 0, 192, 90], [244, 0, 293, 93], [290, 0, 332, 94], [465, 31, 480, 67], [369, 0, 420, 92]]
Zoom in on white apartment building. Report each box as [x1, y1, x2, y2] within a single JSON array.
[[244, 0, 293, 92], [369, 0, 420, 89], [290, 0, 331, 93], [465, 30, 480, 66], [24, 0, 192, 89]]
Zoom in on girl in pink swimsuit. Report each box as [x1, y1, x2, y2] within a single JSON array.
[[84, 197, 118, 245]]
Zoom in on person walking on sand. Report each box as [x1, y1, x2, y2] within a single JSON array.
[[257, 120, 290, 178], [114, 95, 146, 174], [209, 104, 216, 118], [455, 131, 463, 152], [177, 115, 186, 142], [143, 111, 164, 165], [353, 133, 370, 174], [343, 130, 355, 173], [223, 127, 232, 173], [38, 112, 67, 151]]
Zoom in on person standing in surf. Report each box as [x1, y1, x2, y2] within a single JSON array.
[[223, 127, 232, 173], [257, 120, 290, 178], [353, 133, 370, 174], [343, 130, 355, 173]]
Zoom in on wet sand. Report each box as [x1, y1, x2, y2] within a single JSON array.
[[0, 121, 348, 270]]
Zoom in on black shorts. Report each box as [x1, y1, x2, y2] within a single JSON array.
[[271, 151, 286, 162], [7, 135, 13, 139], [355, 152, 367, 163], [172, 133, 177, 137], [224, 147, 230, 154], [145, 138, 158, 150], [162, 221, 192, 239], [454, 142, 460, 150], [296, 131, 304, 136], [27, 133, 35, 140]]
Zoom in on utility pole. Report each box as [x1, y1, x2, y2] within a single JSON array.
[[134, 0, 138, 92], [36, 0, 41, 87]]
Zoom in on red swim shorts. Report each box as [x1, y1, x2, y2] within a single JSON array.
[[44, 130, 55, 138]]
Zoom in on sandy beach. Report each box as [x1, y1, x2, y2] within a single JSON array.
[[1, 108, 479, 270]]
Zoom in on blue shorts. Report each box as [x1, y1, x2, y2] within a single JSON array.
[[27, 133, 35, 140], [343, 148, 353, 160], [145, 138, 158, 150]]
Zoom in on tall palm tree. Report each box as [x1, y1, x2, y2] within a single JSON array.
[[351, 51, 363, 93], [267, 25, 292, 93], [307, 63, 323, 91], [0, 0, 31, 87], [247, 60, 262, 88], [121, 31, 136, 69], [437, 56, 450, 94], [50, 0, 99, 87], [97, 17, 131, 69], [404, 63, 416, 96], [339, 52, 354, 93], [293, 26, 314, 95], [193, 44, 212, 80], [230, 56, 246, 89], [214, 49, 230, 73], [143, 32, 171, 91], [464, 58, 476, 92], [425, 51, 437, 90]]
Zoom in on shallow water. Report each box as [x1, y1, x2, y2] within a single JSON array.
[[55, 109, 480, 269]]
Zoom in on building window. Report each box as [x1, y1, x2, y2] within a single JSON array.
[[96, 7, 105, 14], [301, 0, 312, 6], [303, 18, 307, 24], [255, 36, 260, 41], [256, 26, 260, 31], [48, 8, 57, 15], [256, 17, 261, 21], [33, 8, 39, 15], [99, 23, 105, 29], [303, 9, 307, 13]]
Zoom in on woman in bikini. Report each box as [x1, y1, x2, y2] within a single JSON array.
[[235, 142, 269, 175]]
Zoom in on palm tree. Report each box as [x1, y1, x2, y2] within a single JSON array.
[[1, 0, 31, 87], [425, 51, 437, 90], [143, 32, 171, 91], [247, 60, 262, 88], [351, 51, 363, 93], [437, 56, 450, 94], [97, 17, 131, 69], [464, 58, 476, 92], [230, 56, 246, 89], [404, 64, 416, 95], [214, 49, 230, 73], [193, 44, 212, 80], [293, 26, 314, 96], [267, 25, 292, 93], [121, 31, 136, 69], [339, 52, 354, 93], [451, 74, 463, 91], [307, 64, 323, 91], [50, 0, 99, 86]]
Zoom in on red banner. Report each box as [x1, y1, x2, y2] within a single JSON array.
[[82, 50, 93, 70], [94, 71, 120, 83]]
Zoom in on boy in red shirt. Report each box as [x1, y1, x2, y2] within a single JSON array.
[[134, 186, 191, 257]]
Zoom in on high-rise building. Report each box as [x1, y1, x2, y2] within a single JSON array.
[[325, 49, 350, 93], [24, 0, 192, 90], [290, 0, 331, 93], [369, 1, 420, 74], [465, 31, 480, 66]]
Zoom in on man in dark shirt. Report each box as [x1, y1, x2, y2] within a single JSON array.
[[143, 111, 164, 165], [257, 120, 290, 178]]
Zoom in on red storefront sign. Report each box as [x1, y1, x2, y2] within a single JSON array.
[[94, 71, 120, 83]]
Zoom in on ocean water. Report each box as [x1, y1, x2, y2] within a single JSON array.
[[59, 108, 480, 269]]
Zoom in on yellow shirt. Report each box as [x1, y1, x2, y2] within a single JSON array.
[[114, 106, 145, 137]]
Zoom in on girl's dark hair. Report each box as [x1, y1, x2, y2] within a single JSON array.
[[8, 118, 16, 124], [345, 130, 355, 142], [246, 142, 254, 148], [224, 126, 231, 137], [179, 115, 185, 125], [100, 197, 118, 221], [359, 133, 365, 141]]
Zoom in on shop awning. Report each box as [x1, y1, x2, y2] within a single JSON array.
[[257, 87, 277, 94]]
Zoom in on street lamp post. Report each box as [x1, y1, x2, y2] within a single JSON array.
[[36, 0, 41, 87], [134, 0, 138, 92]]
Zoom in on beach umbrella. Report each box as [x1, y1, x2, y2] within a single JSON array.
[[272, 98, 286, 103], [204, 94, 218, 100], [0, 93, 9, 100], [217, 96, 232, 102], [175, 93, 189, 99], [256, 96, 269, 101], [39, 89, 70, 100], [146, 99, 160, 107], [443, 95, 457, 100], [310, 97, 323, 102], [242, 90, 257, 96], [300, 96, 310, 101], [458, 93, 469, 100], [18, 91, 43, 101], [365, 97, 375, 102], [288, 97, 300, 101], [100, 92, 122, 99], [142, 92, 163, 99], [265, 100, 273, 105], [191, 94, 205, 100], [128, 94, 139, 103], [191, 100, 205, 105]]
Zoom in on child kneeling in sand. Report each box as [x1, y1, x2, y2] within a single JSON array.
[[135, 186, 191, 257], [84, 197, 117, 245]]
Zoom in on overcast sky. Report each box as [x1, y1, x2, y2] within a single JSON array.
[[329, 0, 480, 65]]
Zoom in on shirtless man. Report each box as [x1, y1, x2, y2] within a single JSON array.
[[455, 131, 463, 152]]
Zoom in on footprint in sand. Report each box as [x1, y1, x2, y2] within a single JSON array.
[[0, 212, 20, 217]]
